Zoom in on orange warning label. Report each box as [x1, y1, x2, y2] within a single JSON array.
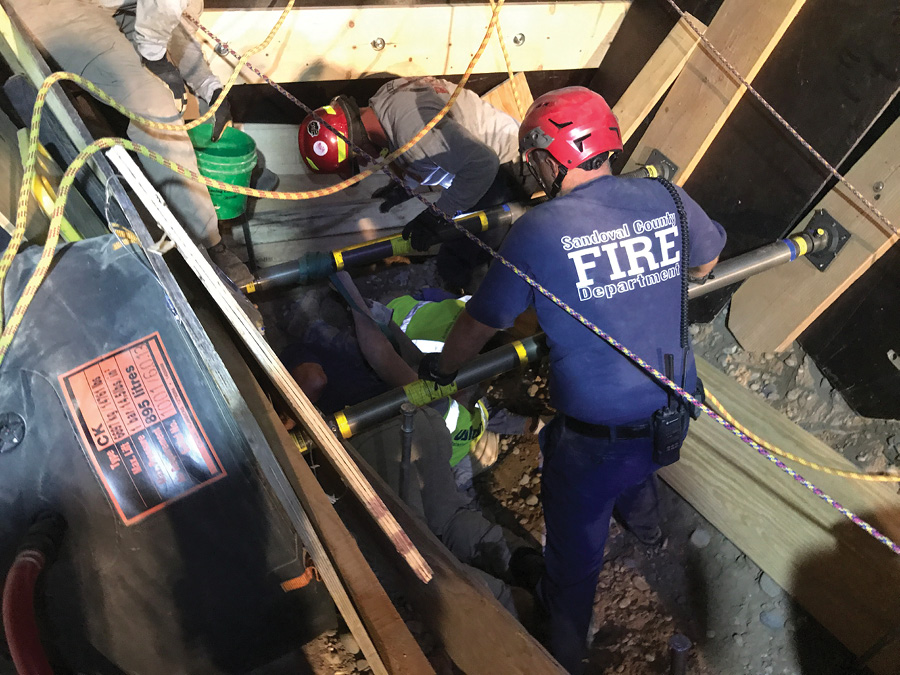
[[59, 333, 226, 525]]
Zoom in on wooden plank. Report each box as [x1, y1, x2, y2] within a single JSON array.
[[107, 145, 434, 585], [728, 117, 900, 353], [611, 13, 706, 145], [197, 3, 629, 84], [201, 4, 626, 84], [343, 440, 566, 675], [198, 307, 434, 675], [662, 358, 900, 674], [481, 72, 533, 122], [623, 0, 806, 183]]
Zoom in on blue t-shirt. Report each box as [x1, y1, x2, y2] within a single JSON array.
[[466, 175, 726, 425], [281, 323, 389, 415]]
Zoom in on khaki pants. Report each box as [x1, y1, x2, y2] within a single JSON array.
[[10, 0, 220, 245]]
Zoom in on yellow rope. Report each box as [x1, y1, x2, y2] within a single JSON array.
[[706, 390, 900, 482], [0, 0, 506, 363], [487, 0, 526, 119]]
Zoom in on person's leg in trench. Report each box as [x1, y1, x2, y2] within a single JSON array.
[[352, 407, 528, 581], [538, 418, 657, 674], [613, 474, 662, 545]]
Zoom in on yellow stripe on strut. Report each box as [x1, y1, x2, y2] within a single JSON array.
[[790, 234, 808, 257], [334, 411, 352, 438], [511, 340, 528, 365]]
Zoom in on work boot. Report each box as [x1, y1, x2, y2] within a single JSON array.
[[207, 241, 253, 287]]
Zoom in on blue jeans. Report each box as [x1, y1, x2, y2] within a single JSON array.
[[538, 416, 662, 674]]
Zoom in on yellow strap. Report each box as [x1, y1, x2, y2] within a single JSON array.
[[333, 250, 345, 271], [478, 211, 489, 232]]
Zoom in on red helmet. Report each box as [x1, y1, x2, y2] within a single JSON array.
[[298, 95, 363, 175], [519, 87, 622, 168]]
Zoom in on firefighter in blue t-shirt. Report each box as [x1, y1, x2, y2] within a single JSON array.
[[419, 87, 726, 673]]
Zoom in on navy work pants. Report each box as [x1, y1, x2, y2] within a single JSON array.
[[538, 416, 662, 674]]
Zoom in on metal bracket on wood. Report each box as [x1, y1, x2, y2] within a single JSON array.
[[646, 149, 678, 180], [804, 209, 852, 271]]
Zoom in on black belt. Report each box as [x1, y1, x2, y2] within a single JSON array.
[[563, 415, 652, 440]]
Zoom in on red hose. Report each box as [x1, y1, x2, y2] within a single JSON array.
[[2, 549, 54, 675]]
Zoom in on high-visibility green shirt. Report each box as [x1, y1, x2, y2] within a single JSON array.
[[388, 295, 487, 466]]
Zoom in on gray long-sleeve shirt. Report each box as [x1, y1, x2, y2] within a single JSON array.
[[368, 77, 520, 216], [98, 0, 219, 101]]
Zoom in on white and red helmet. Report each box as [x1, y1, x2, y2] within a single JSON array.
[[298, 95, 363, 176]]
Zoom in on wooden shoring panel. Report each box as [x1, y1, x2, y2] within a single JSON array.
[[343, 440, 566, 675], [612, 13, 706, 145], [663, 358, 900, 674], [623, 0, 806, 183], [481, 72, 533, 122], [728, 117, 900, 353], [196, 3, 629, 84]]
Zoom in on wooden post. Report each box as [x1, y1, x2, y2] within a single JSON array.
[[623, 0, 806, 184], [728, 117, 900, 353], [612, 13, 706, 145]]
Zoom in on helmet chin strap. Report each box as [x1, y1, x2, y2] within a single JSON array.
[[547, 164, 568, 198]]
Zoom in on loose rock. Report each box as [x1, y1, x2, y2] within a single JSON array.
[[759, 573, 783, 598], [760, 609, 786, 630], [340, 633, 361, 655], [690, 528, 712, 548]]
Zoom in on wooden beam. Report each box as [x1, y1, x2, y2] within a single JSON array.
[[481, 72, 533, 122], [199, 307, 434, 675], [197, 3, 629, 84], [728, 116, 900, 353], [623, 0, 806, 183], [662, 358, 900, 674], [611, 13, 706, 145], [106, 145, 434, 585], [343, 439, 566, 675]]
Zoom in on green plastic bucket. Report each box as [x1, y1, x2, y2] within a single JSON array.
[[187, 124, 257, 220]]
